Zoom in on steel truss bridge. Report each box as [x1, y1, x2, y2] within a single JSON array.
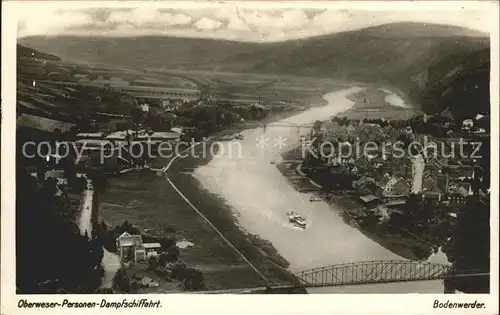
[[196, 260, 488, 293], [243, 120, 317, 133], [292, 260, 487, 288]]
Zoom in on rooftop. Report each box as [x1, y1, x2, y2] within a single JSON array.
[[384, 199, 407, 207], [76, 132, 104, 138], [360, 194, 379, 203], [143, 243, 162, 249], [117, 232, 143, 247], [45, 170, 65, 178], [75, 139, 113, 147], [136, 132, 181, 139]]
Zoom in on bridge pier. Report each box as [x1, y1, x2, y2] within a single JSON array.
[[443, 279, 456, 294]]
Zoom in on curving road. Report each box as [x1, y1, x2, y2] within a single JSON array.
[[77, 175, 121, 289], [77, 176, 93, 237], [411, 153, 425, 194]]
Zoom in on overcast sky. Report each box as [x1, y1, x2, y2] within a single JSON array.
[[15, 1, 497, 41]]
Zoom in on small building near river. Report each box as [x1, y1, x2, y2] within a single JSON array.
[[116, 232, 162, 264], [360, 194, 380, 209]]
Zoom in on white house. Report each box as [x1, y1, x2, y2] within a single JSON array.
[[462, 119, 474, 131], [105, 131, 129, 143], [141, 103, 150, 112], [76, 132, 104, 140], [136, 131, 181, 143], [116, 232, 163, 264], [75, 139, 112, 151]]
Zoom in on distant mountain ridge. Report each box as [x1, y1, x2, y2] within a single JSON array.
[[17, 44, 61, 61], [18, 22, 488, 71], [18, 22, 490, 116]]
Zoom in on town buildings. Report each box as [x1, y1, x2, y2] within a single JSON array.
[[377, 175, 411, 198]]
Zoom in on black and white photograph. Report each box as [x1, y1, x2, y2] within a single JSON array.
[[2, 1, 498, 312]]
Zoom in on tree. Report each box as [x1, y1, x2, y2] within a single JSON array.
[[183, 268, 205, 291], [446, 197, 489, 293], [130, 106, 143, 135], [147, 256, 158, 271], [112, 267, 131, 293], [60, 144, 77, 184], [430, 123, 444, 137], [160, 236, 176, 249], [16, 167, 105, 294], [36, 157, 47, 183], [165, 247, 180, 263], [396, 134, 411, 150], [169, 261, 187, 281], [158, 253, 168, 266]]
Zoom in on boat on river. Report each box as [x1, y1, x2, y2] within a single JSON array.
[[286, 211, 307, 229], [309, 195, 321, 202], [220, 133, 244, 141]]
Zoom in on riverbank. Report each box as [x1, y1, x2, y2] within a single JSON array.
[[97, 96, 339, 291], [278, 151, 438, 261], [342, 87, 414, 120], [276, 87, 450, 262], [98, 84, 445, 293], [191, 87, 413, 275]]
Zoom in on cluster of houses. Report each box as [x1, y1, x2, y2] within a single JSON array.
[[72, 129, 183, 172], [361, 154, 484, 213], [304, 118, 488, 214], [354, 173, 412, 210], [75, 129, 182, 150], [354, 142, 483, 209]]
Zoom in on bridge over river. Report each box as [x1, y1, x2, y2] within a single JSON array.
[[192, 260, 487, 294]]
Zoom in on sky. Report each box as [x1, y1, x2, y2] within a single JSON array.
[[15, 1, 497, 42]]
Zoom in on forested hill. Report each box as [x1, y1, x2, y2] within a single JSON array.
[[19, 22, 490, 116], [17, 44, 61, 61], [412, 48, 490, 118]]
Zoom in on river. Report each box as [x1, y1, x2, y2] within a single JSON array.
[[192, 86, 447, 293]]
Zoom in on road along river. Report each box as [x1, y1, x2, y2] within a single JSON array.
[[192, 86, 447, 293]]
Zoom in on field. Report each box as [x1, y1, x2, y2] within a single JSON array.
[[146, 68, 353, 107], [18, 55, 352, 135], [17, 113, 75, 132], [341, 87, 416, 120], [99, 163, 294, 291]]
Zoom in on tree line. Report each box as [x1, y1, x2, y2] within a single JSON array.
[[16, 167, 104, 293]]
